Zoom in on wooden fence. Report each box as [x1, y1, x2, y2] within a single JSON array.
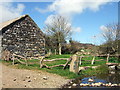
[[11, 53, 120, 69]]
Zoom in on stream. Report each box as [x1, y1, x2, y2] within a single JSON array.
[[62, 70, 120, 88]]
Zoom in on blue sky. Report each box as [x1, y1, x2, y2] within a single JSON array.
[[1, 1, 118, 45]]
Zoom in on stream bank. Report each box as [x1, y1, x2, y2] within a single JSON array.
[[61, 65, 120, 88]]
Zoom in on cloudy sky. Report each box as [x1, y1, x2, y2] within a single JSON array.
[[0, 0, 118, 45]]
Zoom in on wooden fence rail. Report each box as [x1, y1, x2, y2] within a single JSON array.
[[11, 53, 119, 70]]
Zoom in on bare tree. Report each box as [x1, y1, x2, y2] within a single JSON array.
[[44, 15, 72, 55], [101, 23, 120, 54]]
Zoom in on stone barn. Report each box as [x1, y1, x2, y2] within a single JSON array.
[[0, 15, 45, 59]]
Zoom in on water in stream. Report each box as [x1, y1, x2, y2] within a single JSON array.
[[62, 70, 120, 88]]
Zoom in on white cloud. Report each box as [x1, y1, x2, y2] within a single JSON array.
[[72, 27, 81, 33], [35, 7, 48, 13], [44, 14, 81, 33], [36, 0, 110, 17], [0, 1, 25, 23], [100, 25, 108, 32], [44, 14, 55, 25]]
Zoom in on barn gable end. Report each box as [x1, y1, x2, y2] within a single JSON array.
[[0, 15, 45, 58]]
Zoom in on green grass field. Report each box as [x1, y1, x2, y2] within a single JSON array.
[[1, 54, 119, 79]]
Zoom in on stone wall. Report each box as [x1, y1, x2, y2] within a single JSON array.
[[1, 15, 45, 58], [0, 35, 2, 58]]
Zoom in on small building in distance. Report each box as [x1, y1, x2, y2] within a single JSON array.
[[0, 15, 45, 59]]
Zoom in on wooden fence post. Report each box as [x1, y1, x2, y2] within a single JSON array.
[[40, 57, 44, 68], [106, 54, 110, 63], [79, 56, 83, 65], [55, 49, 56, 55], [12, 55, 15, 65], [25, 58, 28, 66], [49, 49, 51, 55], [91, 56, 95, 65]]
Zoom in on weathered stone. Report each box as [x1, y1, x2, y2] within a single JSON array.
[[0, 15, 45, 59], [34, 78, 36, 80], [69, 54, 79, 73], [43, 77, 48, 80], [27, 80, 32, 82], [88, 78, 94, 82], [72, 83, 77, 87], [109, 65, 116, 70], [13, 78, 16, 81]]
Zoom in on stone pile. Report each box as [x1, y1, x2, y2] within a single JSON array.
[[79, 82, 120, 87]]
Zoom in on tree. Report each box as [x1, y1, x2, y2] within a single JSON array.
[[44, 15, 72, 55], [101, 23, 120, 54]]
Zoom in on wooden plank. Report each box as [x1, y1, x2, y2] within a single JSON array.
[[106, 54, 110, 63], [63, 57, 72, 69], [91, 56, 95, 65], [106, 63, 119, 65], [12, 55, 15, 65], [49, 64, 65, 68], [44, 58, 68, 62]]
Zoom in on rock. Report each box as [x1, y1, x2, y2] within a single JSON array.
[[105, 83, 109, 86], [109, 66, 115, 70], [69, 54, 79, 73], [43, 77, 47, 80], [112, 84, 117, 86], [88, 78, 94, 82], [72, 83, 77, 87], [110, 71, 115, 74], [70, 81, 73, 84], [13, 78, 16, 81], [28, 80, 32, 82], [116, 65, 120, 70], [23, 79, 26, 81], [34, 78, 36, 80]]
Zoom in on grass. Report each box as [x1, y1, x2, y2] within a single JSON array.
[[45, 54, 72, 59], [1, 54, 119, 79], [81, 64, 109, 77]]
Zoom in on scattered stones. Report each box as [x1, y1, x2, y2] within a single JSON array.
[[26, 76, 30, 79], [79, 82, 120, 87]]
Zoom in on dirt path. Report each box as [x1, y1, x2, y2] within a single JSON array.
[[0, 63, 69, 88]]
